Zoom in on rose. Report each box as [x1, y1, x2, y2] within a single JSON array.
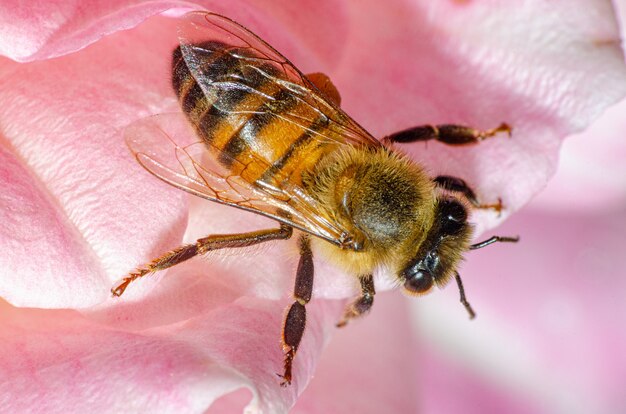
[[1, 1, 624, 412]]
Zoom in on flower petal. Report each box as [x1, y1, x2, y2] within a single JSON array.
[[411, 202, 626, 413], [0, 16, 188, 307], [0, 268, 343, 413], [2, 2, 626, 412], [0, 0, 350, 64], [0, 1, 177, 62], [331, 0, 626, 233], [293, 292, 419, 413], [0, 144, 105, 307], [531, 99, 626, 212]]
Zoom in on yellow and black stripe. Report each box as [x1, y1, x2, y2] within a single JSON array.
[[172, 42, 338, 186]]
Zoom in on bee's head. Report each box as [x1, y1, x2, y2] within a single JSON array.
[[400, 198, 473, 295]]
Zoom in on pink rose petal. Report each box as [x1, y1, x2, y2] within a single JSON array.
[[0, 144, 104, 307], [0, 269, 343, 412], [0, 1, 176, 62], [411, 199, 626, 413], [0, 16, 188, 308], [612, 0, 626, 54], [0, 0, 349, 64], [332, 0, 626, 233], [293, 292, 419, 413], [1, 0, 625, 412], [532, 99, 626, 212]]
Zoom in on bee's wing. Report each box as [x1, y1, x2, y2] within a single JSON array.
[[177, 11, 382, 150], [126, 113, 351, 246]]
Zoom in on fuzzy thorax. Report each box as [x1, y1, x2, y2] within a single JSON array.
[[303, 145, 437, 276]]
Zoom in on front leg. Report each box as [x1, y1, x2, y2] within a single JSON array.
[[384, 122, 511, 145], [336, 274, 375, 328], [279, 234, 314, 387]]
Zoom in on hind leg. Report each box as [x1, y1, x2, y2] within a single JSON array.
[[112, 224, 292, 296]]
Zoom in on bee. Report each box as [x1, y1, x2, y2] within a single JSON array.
[[112, 11, 519, 386]]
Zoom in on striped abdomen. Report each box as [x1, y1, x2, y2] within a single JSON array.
[[172, 43, 338, 188]]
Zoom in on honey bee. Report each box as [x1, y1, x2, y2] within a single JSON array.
[[112, 11, 519, 386]]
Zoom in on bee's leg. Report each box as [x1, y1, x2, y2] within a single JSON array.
[[434, 175, 502, 214], [305, 72, 342, 106], [279, 234, 314, 387], [111, 224, 292, 297], [336, 274, 375, 328], [384, 122, 511, 145]]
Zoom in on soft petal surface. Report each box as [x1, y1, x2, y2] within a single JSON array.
[[293, 291, 419, 413], [0, 280, 341, 413], [351, 0, 626, 232], [1, 1, 625, 413], [0, 16, 188, 307], [411, 189, 626, 414], [0, 1, 175, 62], [1, 0, 623, 303], [532, 99, 626, 212]]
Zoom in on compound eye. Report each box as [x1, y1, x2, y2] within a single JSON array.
[[439, 199, 467, 236], [403, 269, 434, 295]]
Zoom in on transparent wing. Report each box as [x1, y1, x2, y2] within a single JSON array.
[[125, 113, 354, 247], [177, 11, 382, 153]]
